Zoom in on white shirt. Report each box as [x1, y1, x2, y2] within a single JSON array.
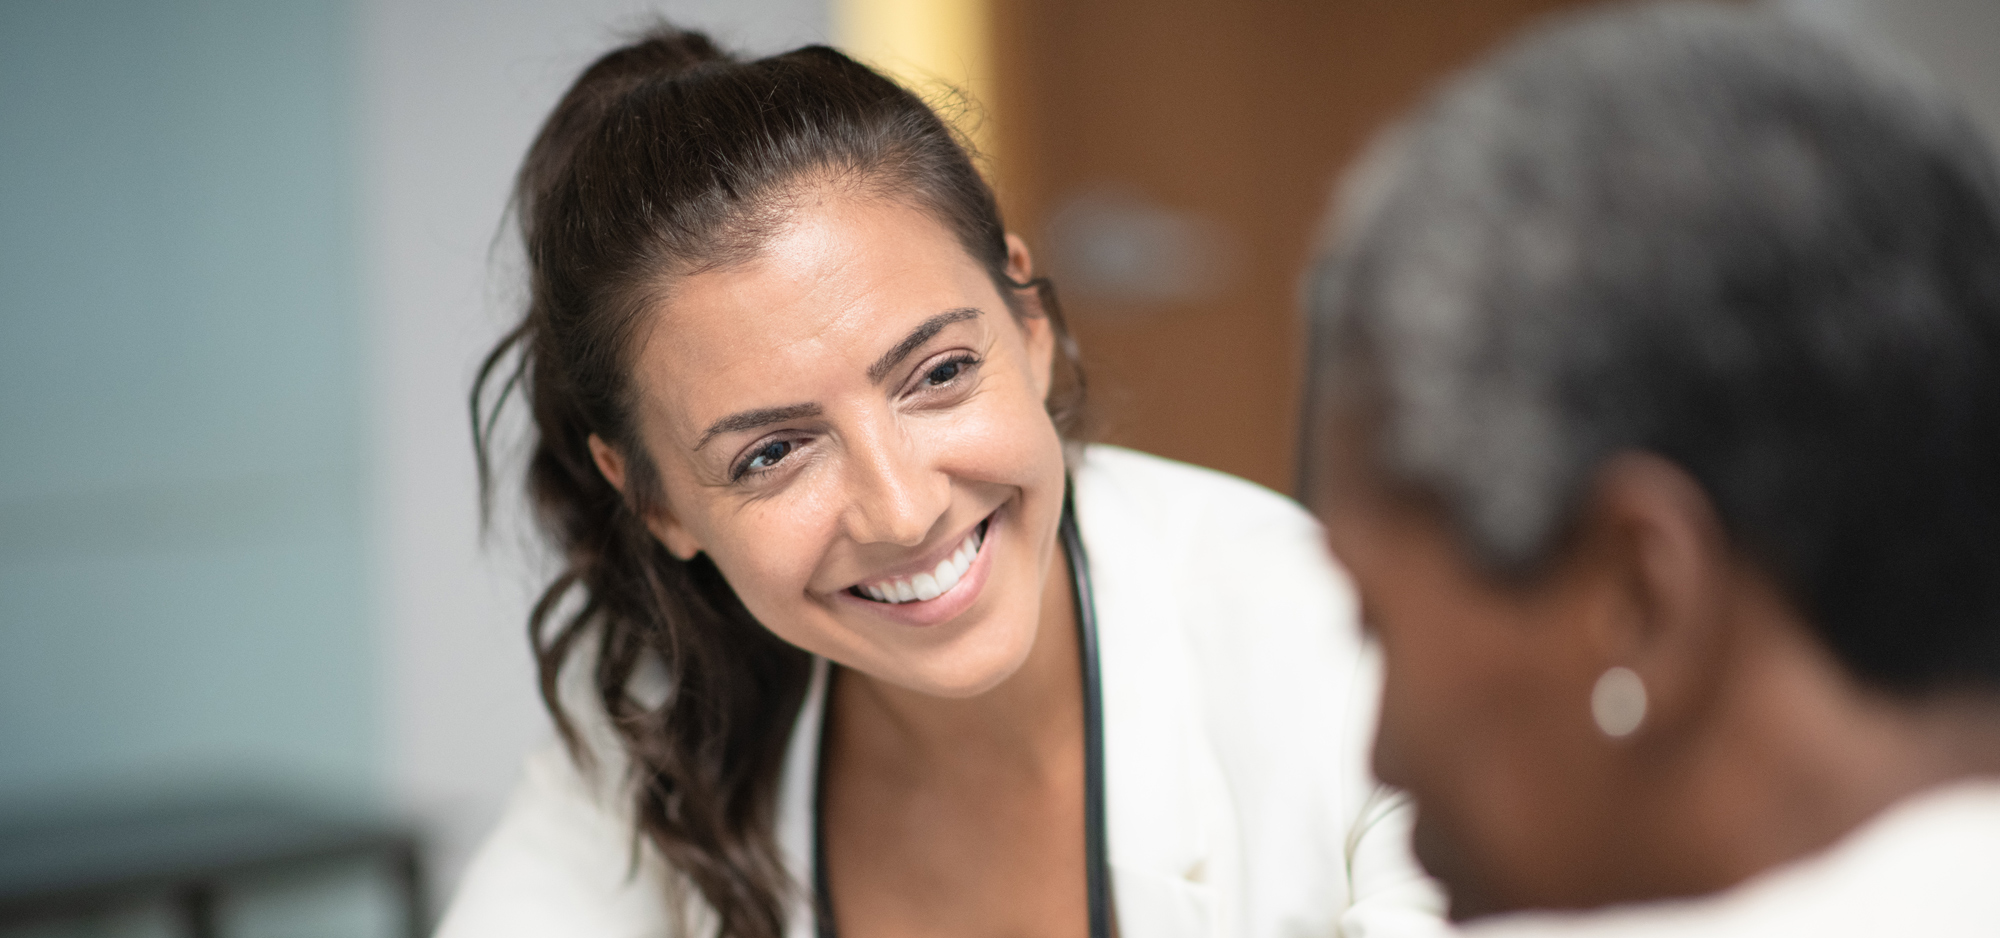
[[435, 445, 1447, 938], [1466, 780, 2000, 937]]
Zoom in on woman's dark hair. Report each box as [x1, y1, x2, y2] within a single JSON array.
[[470, 24, 1085, 938]]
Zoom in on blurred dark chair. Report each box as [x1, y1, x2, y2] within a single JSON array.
[[0, 798, 424, 938]]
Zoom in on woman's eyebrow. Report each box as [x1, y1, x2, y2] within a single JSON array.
[[867, 307, 981, 384], [694, 402, 823, 451], [692, 308, 980, 451]]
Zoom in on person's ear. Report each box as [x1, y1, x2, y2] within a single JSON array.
[[1571, 452, 1734, 739], [587, 434, 703, 561], [587, 433, 629, 493], [1004, 232, 1057, 399], [1005, 231, 1035, 284]]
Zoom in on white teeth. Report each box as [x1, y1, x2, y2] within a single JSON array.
[[857, 524, 986, 604]]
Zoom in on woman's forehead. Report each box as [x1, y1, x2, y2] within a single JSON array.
[[625, 194, 1000, 441], [657, 194, 985, 343]]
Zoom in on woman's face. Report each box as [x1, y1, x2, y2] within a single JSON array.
[[1312, 409, 1645, 918], [597, 188, 1068, 699]]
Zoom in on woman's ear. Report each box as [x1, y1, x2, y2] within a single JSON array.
[[587, 433, 704, 561], [1573, 452, 1734, 736], [587, 434, 629, 494], [1004, 233, 1058, 399], [1005, 231, 1035, 284]]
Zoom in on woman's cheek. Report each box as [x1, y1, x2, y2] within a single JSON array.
[[935, 413, 1048, 490], [715, 484, 843, 613], [958, 382, 1064, 469]]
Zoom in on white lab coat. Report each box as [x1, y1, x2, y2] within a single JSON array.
[[435, 445, 1446, 938], [1464, 780, 2000, 937]]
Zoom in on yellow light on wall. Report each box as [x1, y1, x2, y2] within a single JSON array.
[[832, 0, 999, 167]]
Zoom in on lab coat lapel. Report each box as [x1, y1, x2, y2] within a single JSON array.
[[1074, 461, 1234, 938]]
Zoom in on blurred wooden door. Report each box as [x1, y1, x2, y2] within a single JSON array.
[[992, 0, 1598, 495]]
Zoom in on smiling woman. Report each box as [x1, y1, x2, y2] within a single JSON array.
[[438, 23, 1444, 938]]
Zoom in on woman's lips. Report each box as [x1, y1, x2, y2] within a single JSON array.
[[852, 519, 987, 603], [837, 513, 998, 627]]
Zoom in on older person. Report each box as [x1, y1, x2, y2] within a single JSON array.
[[1300, 2, 2000, 935]]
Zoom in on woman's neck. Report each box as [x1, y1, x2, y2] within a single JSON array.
[[831, 540, 1085, 777], [1651, 605, 2000, 897]]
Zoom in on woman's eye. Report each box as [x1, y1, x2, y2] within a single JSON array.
[[740, 440, 793, 476], [925, 356, 976, 387]]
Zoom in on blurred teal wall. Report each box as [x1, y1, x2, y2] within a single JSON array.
[[0, 0, 374, 807]]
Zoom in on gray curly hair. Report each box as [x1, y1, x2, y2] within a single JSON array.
[[1304, 1, 2000, 692]]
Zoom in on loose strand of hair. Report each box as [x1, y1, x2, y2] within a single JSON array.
[[470, 319, 534, 527]]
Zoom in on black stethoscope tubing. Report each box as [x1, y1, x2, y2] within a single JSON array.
[[814, 486, 1112, 938]]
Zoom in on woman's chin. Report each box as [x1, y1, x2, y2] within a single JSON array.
[[871, 627, 1040, 699]]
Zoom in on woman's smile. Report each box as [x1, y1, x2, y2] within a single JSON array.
[[835, 511, 999, 627]]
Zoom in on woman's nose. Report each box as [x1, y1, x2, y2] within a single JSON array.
[[842, 428, 948, 547]]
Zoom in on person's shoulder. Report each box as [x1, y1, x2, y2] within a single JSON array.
[[436, 642, 695, 937], [1074, 444, 1322, 550], [1467, 782, 2000, 938], [1075, 443, 1303, 510], [435, 740, 684, 938], [1073, 444, 1353, 652]]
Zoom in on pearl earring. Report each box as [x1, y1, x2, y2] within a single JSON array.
[[1591, 666, 1648, 738]]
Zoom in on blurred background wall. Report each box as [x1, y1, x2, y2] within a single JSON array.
[[0, 0, 370, 809], [1, 0, 1994, 934]]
